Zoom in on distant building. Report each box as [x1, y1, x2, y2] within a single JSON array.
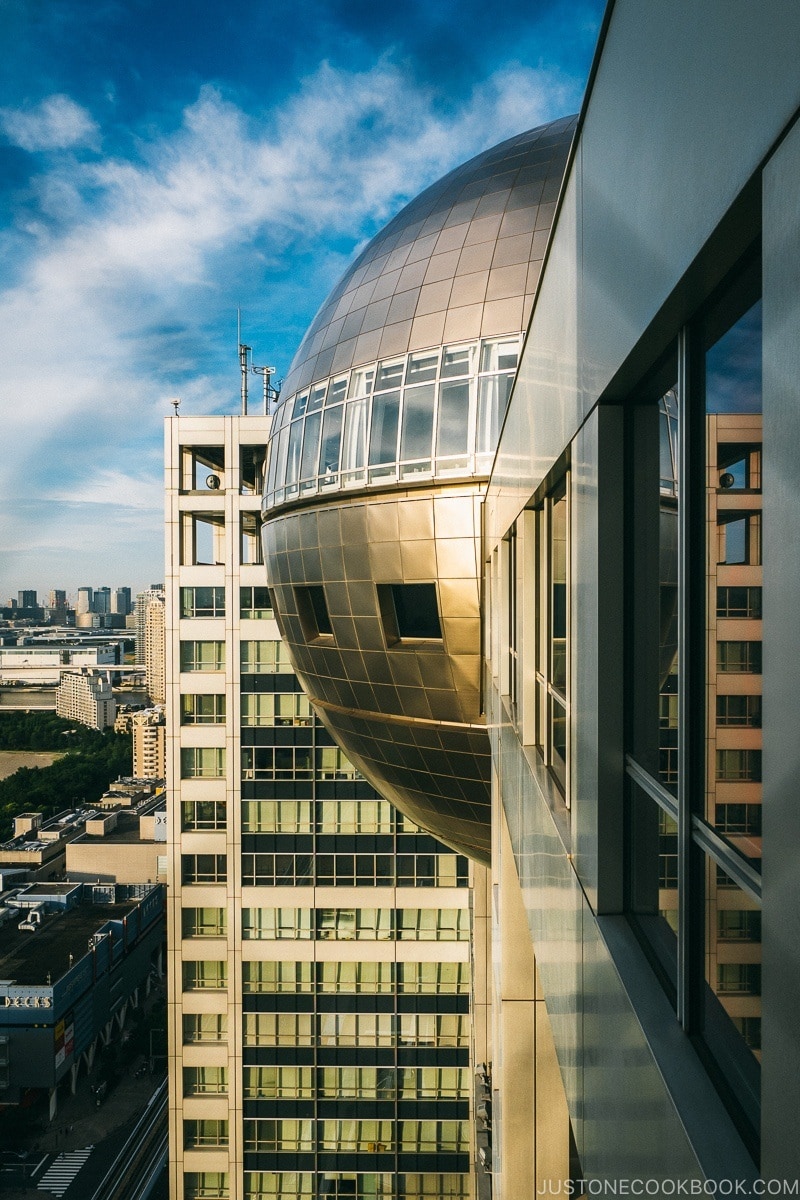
[[112, 586, 132, 616], [0, 811, 87, 881], [55, 668, 116, 730], [17, 590, 36, 609], [132, 708, 166, 780], [0, 641, 119, 685], [92, 586, 111, 615], [76, 587, 93, 615], [134, 586, 164, 666], [65, 796, 167, 884], [48, 590, 66, 609], [0, 881, 164, 1117], [144, 593, 165, 703]]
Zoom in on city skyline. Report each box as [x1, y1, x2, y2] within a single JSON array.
[[0, 0, 602, 596]]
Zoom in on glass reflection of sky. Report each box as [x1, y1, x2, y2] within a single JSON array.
[[705, 300, 762, 413]]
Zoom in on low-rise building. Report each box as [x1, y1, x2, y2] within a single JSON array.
[[0, 880, 165, 1117], [65, 796, 167, 884]]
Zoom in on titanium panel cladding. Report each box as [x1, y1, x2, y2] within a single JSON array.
[[263, 118, 576, 862]]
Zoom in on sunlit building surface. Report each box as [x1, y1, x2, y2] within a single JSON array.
[[166, 416, 478, 1200], [261, 0, 800, 1192]]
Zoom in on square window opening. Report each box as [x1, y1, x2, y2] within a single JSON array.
[[377, 583, 442, 645]]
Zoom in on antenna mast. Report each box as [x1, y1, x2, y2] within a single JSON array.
[[238, 309, 280, 414]]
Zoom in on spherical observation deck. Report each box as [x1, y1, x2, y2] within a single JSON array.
[[262, 116, 575, 862]]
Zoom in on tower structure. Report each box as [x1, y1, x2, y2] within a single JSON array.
[[145, 592, 167, 704], [166, 414, 475, 1200]]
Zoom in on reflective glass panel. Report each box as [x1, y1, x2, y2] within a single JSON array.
[[400, 383, 435, 464], [436, 381, 470, 457]]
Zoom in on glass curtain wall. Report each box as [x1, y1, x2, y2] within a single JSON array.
[[626, 258, 763, 1156]]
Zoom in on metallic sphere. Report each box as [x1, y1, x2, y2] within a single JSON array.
[[262, 117, 575, 862]]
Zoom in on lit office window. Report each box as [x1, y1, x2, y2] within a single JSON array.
[[244, 1174, 313, 1200], [317, 961, 394, 993], [397, 961, 471, 994], [181, 960, 227, 991], [243, 1066, 314, 1097], [242, 908, 313, 940], [182, 908, 227, 938], [320, 1067, 396, 1099], [243, 1013, 314, 1046], [243, 961, 313, 993], [316, 908, 393, 940], [320, 1120, 394, 1152], [241, 692, 313, 726], [181, 694, 226, 724], [183, 1173, 229, 1200], [182, 1013, 227, 1043], [241, 800, 313, 834], [180, 641, 225, 671], [318, 1012, 394, 1046], [180, 747, 225, 778], [183, 1066, 228, 1095], [243, 1119, 314, 1152], [317, 799, 393, 833], [241, 640, 293, 673], [184, 1120, 228, 1148], [396, 908, 470, 940]]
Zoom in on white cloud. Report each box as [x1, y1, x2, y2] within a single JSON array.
[[0, 59, 582, 592], [0, 94, 100, 152]]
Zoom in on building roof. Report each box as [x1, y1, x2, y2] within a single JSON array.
[[0, 895, 144, 986]]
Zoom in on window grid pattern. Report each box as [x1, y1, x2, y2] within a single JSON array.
[[265, 336, 521, 507]]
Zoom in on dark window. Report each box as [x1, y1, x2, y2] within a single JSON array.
[[378, 583, 442, 643], [715, 749, 761, 782], [717, 587, 761, 618], [181, 586, 225, 618], [715, 803, 762, 835], [717, 641, 762, 673], [294, 585, 333, 641], [240, 586, 273, 619], [716, 694, 761, 727]]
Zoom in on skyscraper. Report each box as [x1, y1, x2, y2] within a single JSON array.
[[112, 586, 132, 616], [135, 586, 165, 668], [76, 586, 93, 615], [166, 414, 476, 1200], [145, 593, 166, 704]]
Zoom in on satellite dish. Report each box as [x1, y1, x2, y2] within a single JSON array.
[[206, 474, 221, 490]]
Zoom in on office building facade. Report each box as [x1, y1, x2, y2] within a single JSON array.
[[166, 415, 475, 1200]]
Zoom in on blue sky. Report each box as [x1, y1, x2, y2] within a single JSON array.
[[0, 0, 603, 600]]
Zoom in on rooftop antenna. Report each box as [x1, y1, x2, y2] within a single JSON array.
[[252, 361, 279, 415], [170, 397, 181, 416], [238, 307, 251, 415]]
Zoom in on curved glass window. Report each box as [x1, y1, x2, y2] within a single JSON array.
[[263, 336, 520, 507]]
